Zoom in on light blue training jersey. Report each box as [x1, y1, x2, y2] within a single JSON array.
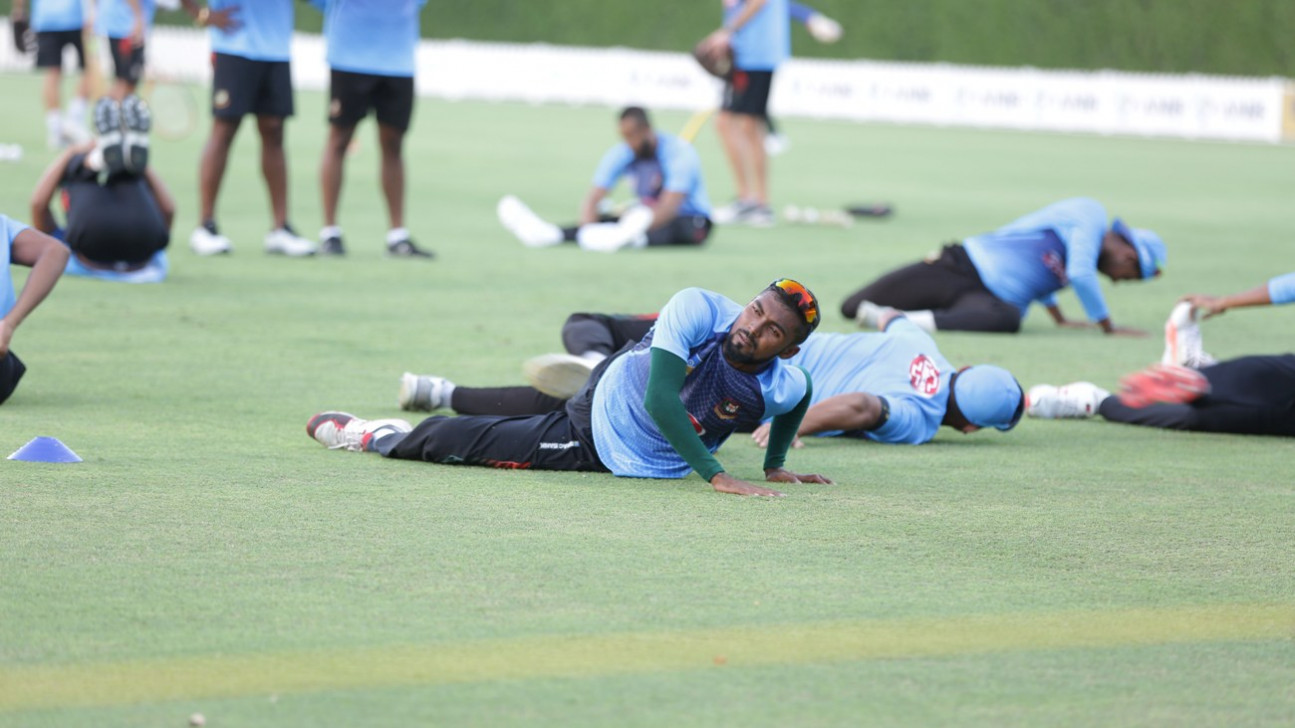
[[94, 0, 155, 39], [788, 320, 953, 444], [591, 288, 808, 479], [2, 215, 32, 318], [317, 0, 426, 77], [1268, 272, 1295, 305], [591, 132, 712, 218], [209, 0, 294, 62], [725, 0, 790, 71], [963, 197, 1116, 323], [31, 0, 84, 33]]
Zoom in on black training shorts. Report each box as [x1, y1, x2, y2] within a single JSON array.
[[211, 52, 294, 119], [722, 69, 774, 117], [107, 35, 145, 84], [328, 68, 414, 132], [35, 29, 84, 69]]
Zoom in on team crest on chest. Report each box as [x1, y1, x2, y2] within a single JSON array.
[[908, 354, 941, 397], [713, 397, 742, 420]]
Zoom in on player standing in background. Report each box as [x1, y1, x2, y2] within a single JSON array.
[[698, 0, 790, 227], [496, 107, 713, 253], [0, 214, 70, 406], [11, 0, 91, 149], [308, 281, 832, 497], [184, 0, 317, 257], [842, 198, 1166, 335], [312, 0, 432, 258], [94, 0, 153, 100]]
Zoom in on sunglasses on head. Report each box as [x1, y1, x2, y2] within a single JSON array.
[[770, 278, 819, 326]]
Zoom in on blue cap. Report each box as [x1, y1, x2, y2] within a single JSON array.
[[953, 366, 1024, 431], [1111, 218, 1166, 280]]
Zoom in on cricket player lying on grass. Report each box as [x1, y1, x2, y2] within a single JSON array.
[[399, 306, 1025, 448], [842, 197, 1166, 336], [1026, 273, 1295, 437], [496, 106, 713, 253], [308, 280, 833, 497]]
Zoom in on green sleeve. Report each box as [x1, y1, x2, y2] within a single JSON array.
[[762, 367, 812, 472], [643, 348, 726, 482]]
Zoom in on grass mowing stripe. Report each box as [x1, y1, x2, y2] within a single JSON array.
[[2, 603, 1290, 711]]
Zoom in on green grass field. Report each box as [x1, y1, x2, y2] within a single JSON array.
[[1, 71, 1293, 727]]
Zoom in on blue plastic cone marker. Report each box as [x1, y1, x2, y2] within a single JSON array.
[[7, 436, 82, 463]]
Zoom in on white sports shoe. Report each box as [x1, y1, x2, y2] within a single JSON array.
[[398, 372, 454, 412], [1025, 382, 1111, 419], [306, 411, 412, 452], [264, 226, 318, 257], [522, 353, 598, 399], [190, 225, 232, 256], [806, 13, 843, 43], [1162, 302, 1216, 369], [497, 195, 563, 247], [853, 300, 884, 329], [575, 222, 629, 253]]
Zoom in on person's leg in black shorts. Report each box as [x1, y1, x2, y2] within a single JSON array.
[[561, 313, 657, 358], [1099, 355, 1295, 436], [196, 53, 306, 255], [63, 153, 169, 267], [320, 70, 428, 257], [841, 244, 1021, 333], [35, 29, 88, 148], [107, 36, 145, 99], [0, 351, 27, 406], [376, 410, 606, 472], [715, 69, 775, 221]]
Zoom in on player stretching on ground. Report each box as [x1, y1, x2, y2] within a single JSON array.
[[312, 0, 432, 257], [496, 107, 713, 253], [30, 97, 172, 282], [401, 306, 1025, 446], [12, 0, 91, 149], [842, 198, 1166, 335], [186, 0, 316, 257], [698, 0, 789, 227], [1, 214, 69, 405], [308, 280, 833, 497], [1027, 273, 1295, 437]]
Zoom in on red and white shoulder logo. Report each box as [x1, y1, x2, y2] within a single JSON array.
[[908, 354, 941, 397]]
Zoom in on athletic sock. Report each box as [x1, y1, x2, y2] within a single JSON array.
[[580, 352, 608, 363], [386, 227, 410, 245], [320, 225, 342, 241], [905, 310, 937, 333], [66, 96, 87, 127], [45, 110, 62, 146], [85, 146, 105, 171]]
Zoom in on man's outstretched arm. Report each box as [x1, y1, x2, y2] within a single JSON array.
[[643, 347, 784, 496]]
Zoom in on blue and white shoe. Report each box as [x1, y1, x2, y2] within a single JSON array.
[[92, 97, 125, 178], [120, 94, 151, 174]]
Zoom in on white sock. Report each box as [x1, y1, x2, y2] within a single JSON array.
[[905, 310, 937, 332], [320, 226, 342, 241], [66, 96, 87, 125], [386, 227, 409, 245], [85, 146, 104, 171], [438, 381, 456, 407], [45, 110, 62, 142], [580, 352, 608, 363]]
